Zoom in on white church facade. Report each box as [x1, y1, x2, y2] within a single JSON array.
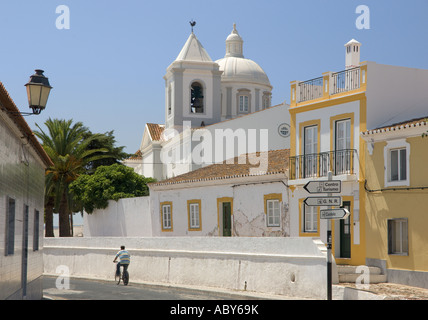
[[124, 24, 290, 181]]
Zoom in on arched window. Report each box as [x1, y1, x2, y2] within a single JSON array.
[[190, 82, 204, 113]]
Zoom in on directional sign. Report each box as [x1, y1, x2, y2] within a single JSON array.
[[304, 196, 342, 207], [303, 180, 341, 194], [320, 208, 350, 220]]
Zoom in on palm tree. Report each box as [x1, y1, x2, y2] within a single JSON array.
[[35, 118, 110, 237]]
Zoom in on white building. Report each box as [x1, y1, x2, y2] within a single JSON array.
[[124, 24, 290, 181], [0, 82, 52, 300], [86, 149, 290, 238]]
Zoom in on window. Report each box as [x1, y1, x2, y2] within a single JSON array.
[[188, 200, 202, 230], [239, 95, 249, 113], [190, 82, 204, 113], [33, 210, 40, 251], [304, 205, 318, 233], [264, 194, 282, 227], [335, 118, 352, 174], [304, 125, 318, 177], [161, 202, 173, 231], [262, 92, 271, 109], [388, 218, 408, 255], [168, 84, 172, 115], [266, 199, 280, 227], [5, 197, 15, 256], [384, 140, 409, 187], [390, 148, 406, 182]]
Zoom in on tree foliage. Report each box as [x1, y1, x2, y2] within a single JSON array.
[[34, 118, 120, 236], [70, 163, 155, 214]]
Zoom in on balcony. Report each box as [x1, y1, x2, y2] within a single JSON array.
[[289, 149, 357, 180], [291, 66, 365, 105]]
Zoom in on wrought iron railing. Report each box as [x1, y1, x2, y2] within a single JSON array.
[[289, 149, 357, 180], [298, 76, 323, 103], [331, 67, 360, 95]]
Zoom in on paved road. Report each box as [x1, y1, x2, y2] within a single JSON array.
[[43, 275, 268, 300]]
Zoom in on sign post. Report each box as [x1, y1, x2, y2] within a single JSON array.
[[326, 171, 333, 301], [303, 173, 348, 300]]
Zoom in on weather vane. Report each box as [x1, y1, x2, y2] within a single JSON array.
[[189, 20, 196, 33]]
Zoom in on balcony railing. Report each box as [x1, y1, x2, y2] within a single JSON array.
[[293, 66, 362, 104], [331, 67, 360, 95], [299, 76, 324, 103], [289, 149, 357, 180]]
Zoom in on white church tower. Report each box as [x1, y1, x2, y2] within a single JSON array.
[[164, 27, 223, 131]]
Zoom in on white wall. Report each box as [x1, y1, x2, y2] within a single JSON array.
[[84, 197, 152, 237], [366, 62, 428, 130], [43, 237, 330, 299]]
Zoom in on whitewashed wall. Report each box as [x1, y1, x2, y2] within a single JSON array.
[[44, 237, 331, 299], [83, 197, 152, 237]]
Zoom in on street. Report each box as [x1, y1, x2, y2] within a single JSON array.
[[43, 275, 271, 300]]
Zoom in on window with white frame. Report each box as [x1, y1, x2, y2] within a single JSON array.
[[161, 203, 172, 230], [266, 199, 280, 227], [390, 148, 407, 182], [188, 202, 201, 230], [384, 139, 410, 187], [239, 95, 249, 113], [388, 218, 408, 255], [304, 205, 318, 233]]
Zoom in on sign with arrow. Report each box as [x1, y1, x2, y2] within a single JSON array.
[[320, 208, 350, 220], [304, 196, 342, 207], [304, 180, 341, 194]]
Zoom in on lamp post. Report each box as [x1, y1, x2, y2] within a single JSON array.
[[25, 69, 52, 115]]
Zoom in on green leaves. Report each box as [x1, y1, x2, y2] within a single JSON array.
[[34, 118, 126, 236], [69, 164, 155, 214]]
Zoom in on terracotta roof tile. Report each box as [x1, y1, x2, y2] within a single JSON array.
[[362, 116, 428, 136], [147, 123, 165, 141], [151, 149, 289, 186]]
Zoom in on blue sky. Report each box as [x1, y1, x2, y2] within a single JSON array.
[[1, 0, 428, 154]]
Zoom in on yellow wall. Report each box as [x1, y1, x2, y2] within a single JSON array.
[[365, 135, 428, 272]]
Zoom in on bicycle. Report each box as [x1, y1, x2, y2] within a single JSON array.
[[114, 262, 129, 285]]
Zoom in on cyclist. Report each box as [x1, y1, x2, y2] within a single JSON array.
[[113, 245, 130, 277]]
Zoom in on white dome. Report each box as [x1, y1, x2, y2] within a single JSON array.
[[216, 56, 271, 87], [216, 24, 271, 88]]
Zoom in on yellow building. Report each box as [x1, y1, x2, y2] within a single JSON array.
[[361, 117, 428, 289], [288, 39, 428, 272]]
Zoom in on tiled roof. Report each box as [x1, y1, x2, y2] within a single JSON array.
[[0, 82, 53, 167], [151, 149, 289, 187], [125, 150, 142, 161], [362, 116, 428, 136], [147, 123, 165, 141]]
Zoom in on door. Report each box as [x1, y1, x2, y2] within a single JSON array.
[[339, 201, 351, 258], [222, 202, 232, 237], [335, 119, 351, 174], [304, 125, 318, 177]]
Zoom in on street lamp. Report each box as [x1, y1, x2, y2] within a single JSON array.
[[25, 69, 52, 115]]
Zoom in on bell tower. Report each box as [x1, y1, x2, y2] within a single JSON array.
[[164, 24, 222, 132]]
